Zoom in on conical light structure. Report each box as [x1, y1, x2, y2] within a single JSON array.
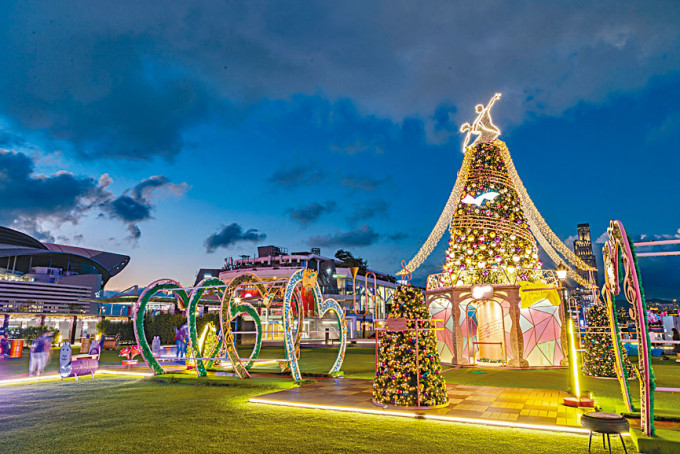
[[445, 139, 540, 283]]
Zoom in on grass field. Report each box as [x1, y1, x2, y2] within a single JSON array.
[[3, 376, 598, 454], [2, 345, 679, 453]]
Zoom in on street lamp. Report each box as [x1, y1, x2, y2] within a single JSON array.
[[554, 262, 569, 313], [555, 262, 568, 281]]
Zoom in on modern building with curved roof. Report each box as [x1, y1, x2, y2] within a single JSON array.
[[0, 226, 130, 326], [0, 226, 129, 287]]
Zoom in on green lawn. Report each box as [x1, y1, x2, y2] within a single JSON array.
[[2, 376, 595, 454]]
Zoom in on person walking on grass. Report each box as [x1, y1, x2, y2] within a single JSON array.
[[29, 334, 45, 376], [175, 325, 187, 359], [39, 332, 53, 375]]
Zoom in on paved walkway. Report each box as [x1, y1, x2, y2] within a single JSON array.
[[251, 378, 593, 433]]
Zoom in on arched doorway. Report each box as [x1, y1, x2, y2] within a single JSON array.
[[463, 299, 506, 366]]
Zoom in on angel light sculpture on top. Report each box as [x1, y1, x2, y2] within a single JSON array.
[[460, 93, 502, 152]]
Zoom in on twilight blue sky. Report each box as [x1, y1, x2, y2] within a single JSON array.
[[1, 1, 680, 297]]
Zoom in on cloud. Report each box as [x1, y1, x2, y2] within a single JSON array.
[[0, 149, 188, 241], [629, 229, 680, 245], [0, 1, 675, 137], [341, 175, 385, 192], [288, 201, 336, 226], [348, 200, 389, 224], [309, 224, 380, 248], [563, 235, 578, 248], [1, 3, 675, 163], [387, 232, 408, 241], [100, 175, 188, 241], [10, 219, 56, 243], [204, 223, 267, 253], [0, 30, 219, 160], [268, 165, 322, 188], [646, 113, 680, 144], [594, 232, 610, 244], [0, 149, 107, 225]]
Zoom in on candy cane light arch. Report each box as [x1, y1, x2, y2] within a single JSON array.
[[602, 220, 656, 437]]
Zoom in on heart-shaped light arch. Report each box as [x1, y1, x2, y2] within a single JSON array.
[[133, 279, 189, 375], [187, 277, 227, 377], [219, 273, 266, 379], [282, 269, 347, 381]]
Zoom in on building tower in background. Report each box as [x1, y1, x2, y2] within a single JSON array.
[[573, 223, 598, 285]]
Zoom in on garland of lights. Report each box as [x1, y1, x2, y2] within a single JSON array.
[[134, 270, 346, 381], [133, 278, 232, 377], [187, 277, 228, 376], [602, 219, 656, 437], [530, 216, 593, 288], [282, 269, 347, 381], [224, 300, 263, 373], [397, 151, 473, 275], [497, 141, 597, 272]]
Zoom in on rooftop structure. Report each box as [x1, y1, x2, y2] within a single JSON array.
[[0, 226, 129, 289], [218, 246, 396, 339], [0, 226, 130, 340]]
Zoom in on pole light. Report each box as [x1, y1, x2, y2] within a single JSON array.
[[555, 262, 568, 281]]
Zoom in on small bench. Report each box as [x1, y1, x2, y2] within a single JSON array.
[[59, 341, 100, 381], [580, 412, 629, 454]]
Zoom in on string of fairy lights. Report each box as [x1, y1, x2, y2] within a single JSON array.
[[398, 150, 473, 275], [496, 142, 597, 273], [530, 214, 593, 288]]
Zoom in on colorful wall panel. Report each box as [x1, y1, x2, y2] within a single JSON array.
[[519, 299, 564, 367], [428, 298, 454, 363]]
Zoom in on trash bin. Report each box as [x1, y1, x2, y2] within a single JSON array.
[[9, 339, 24, 358]]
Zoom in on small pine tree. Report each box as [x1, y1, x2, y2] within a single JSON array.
[[201, 323, 222, 369], [373, 285, 449, 407], [581, 305, 635, 377]]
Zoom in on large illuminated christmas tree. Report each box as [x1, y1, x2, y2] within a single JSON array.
[[582, 305, 635, 377], [373, 285, 448, 407], [444, 118, 541, 283]]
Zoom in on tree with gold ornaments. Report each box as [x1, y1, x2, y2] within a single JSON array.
[[445, 135, 541, 283], [373, 285, 448, 407]]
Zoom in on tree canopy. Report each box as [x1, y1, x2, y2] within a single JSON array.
[[334, 249, 368, 273]]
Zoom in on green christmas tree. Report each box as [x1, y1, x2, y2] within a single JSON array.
[[201, 322, 222, 369], [373, 285, 449, 407], [582, 305, 635, 377]]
